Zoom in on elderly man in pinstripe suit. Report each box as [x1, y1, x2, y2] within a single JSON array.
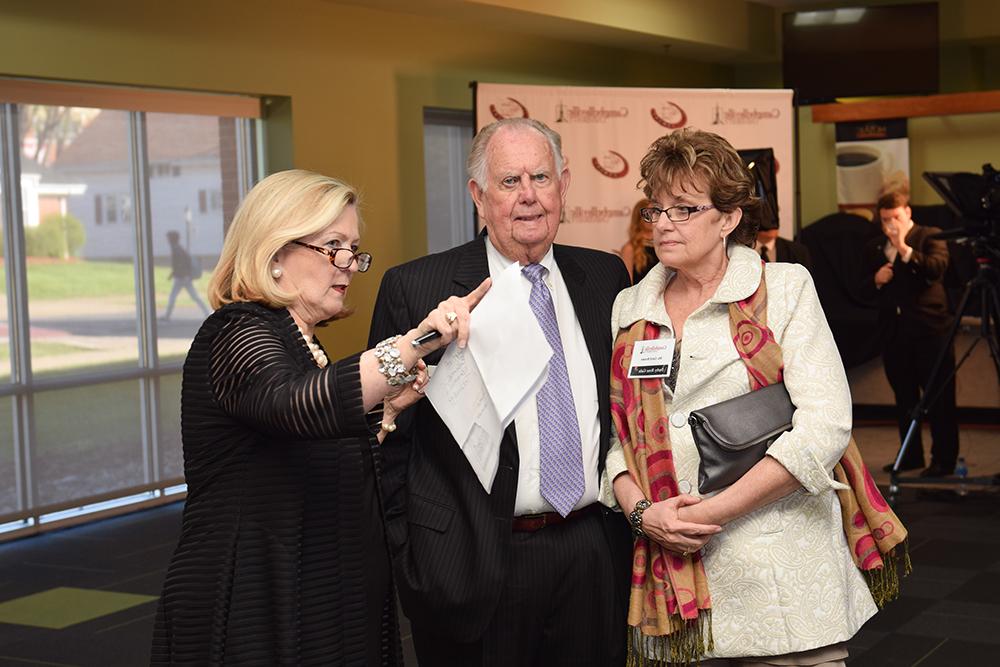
[[369, 118, 632, 666]]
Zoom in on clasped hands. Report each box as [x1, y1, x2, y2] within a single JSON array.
[[640, 494, 722, 556]]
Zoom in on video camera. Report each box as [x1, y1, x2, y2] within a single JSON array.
[[924, 165, 1000, 251]]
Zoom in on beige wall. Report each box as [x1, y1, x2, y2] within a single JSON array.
[[0, 0, 731, 355]]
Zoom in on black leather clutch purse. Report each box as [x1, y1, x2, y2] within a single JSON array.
[[687, 382, 795, 494]]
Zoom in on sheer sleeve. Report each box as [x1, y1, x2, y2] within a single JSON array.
[[208, 313, 372, 440]]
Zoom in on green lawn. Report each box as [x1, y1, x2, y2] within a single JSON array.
[[0, 341, 91, 365], [0, 259, 211, 300]]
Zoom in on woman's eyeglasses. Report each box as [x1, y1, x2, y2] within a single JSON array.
[[292, 241, 372, 272], [639, 204, 715, 224]]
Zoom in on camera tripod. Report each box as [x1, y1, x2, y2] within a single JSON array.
[[887, 238, 1000, 501]]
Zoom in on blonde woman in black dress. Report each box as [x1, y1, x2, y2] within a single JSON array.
[[152, 170, 489, 666]]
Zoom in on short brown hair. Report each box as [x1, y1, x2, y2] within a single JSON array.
[[877, 191, 909, 211], [638, 128, 760, 247]]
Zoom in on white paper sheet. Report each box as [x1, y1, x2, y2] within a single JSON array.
[[467, 262, 551, 425], [425, 343, 504, 491], [424, 262, 552, 492]]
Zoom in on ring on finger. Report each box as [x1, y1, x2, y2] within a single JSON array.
[[445, 311, 458, 324]]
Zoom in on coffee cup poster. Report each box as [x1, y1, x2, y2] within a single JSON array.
[[834, 119, 910, 213], [475, 83, 795, 253]]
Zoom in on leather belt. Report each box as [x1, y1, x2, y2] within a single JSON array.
[[511, 503, 600, 533]]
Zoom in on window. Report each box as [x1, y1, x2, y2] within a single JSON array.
[[423, 108, 476, 253], [197, 188, 223, 213], [104, 193, 118, 223], [0, 79, 261, 538]]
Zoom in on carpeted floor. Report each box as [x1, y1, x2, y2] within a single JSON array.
[[0, 424, 997, 666]]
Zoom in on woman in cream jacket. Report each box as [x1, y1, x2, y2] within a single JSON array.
[[604, 129, 880, 666]]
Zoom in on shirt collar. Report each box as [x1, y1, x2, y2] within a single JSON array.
[[614, 244, 762, 330], [485, 235, 555, 277]]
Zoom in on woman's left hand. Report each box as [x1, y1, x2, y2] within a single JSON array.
[[383, 359, 428, 418], [378, 360, 429, 442]]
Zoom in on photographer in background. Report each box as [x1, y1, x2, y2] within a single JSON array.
[[862, 191, 959, 477]]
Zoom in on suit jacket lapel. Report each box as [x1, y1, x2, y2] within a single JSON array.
[[775, 238, 787, 263], [453, 236, 490, 294], [553, 245, 604, 395]]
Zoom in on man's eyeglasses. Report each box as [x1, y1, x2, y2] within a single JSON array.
[[639, 204, 715, 224], [292, 241, 372, 272]]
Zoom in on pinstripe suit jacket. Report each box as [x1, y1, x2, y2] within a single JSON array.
[[369, 236, 632, 641]]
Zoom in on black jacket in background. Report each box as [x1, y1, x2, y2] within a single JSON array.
[[774, 236, 813, 271], [862, 224, 952, 339]]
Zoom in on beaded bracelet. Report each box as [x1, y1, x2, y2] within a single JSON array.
[[374, 335, 419, 387]]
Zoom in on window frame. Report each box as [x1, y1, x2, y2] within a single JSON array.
[[0, 79, 261, 541]]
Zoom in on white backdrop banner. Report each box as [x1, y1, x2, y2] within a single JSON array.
[[475, 83, 795, 254]]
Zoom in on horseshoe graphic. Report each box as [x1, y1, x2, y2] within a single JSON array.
[[650, 102, 687, 129], [592, 151, 629, 179], [489, 97, 529, 121]]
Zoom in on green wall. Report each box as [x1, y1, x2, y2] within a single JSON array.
[[0, 0, 730, 356], [8, 0, 1000, 352]]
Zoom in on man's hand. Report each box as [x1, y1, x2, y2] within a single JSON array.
[[884, 223, 912, 257], [874, 262, 894, 288]]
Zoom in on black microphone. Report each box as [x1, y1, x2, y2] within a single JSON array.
[[410, 330, 442, 348]]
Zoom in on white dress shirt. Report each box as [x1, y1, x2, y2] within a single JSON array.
[[485, 238, 600, 516]]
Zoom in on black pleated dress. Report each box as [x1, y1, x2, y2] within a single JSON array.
[[151, 303, 401, 666]]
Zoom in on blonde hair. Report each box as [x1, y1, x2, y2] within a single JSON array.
[[208, 169, 359, 310]]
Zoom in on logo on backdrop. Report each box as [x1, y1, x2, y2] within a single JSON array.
[[711, 104, 780, 125], [650, 101, 687, 129], [489, 97, 530, 120], [566, 205, 632, 223], [591, 150, 629, 179], [554, 102, 629, 123]]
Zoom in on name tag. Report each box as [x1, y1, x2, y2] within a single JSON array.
[[628, 338, 675, 379]]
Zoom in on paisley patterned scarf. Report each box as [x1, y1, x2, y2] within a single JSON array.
[[611, 266, 910, 666]]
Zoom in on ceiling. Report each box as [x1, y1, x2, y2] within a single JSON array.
[[326, 0, 1000, 65]]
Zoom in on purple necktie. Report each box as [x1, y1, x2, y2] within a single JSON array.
[[522, 263, 585, 517]]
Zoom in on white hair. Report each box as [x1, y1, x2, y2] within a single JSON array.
[[466, 118, 565, 189]]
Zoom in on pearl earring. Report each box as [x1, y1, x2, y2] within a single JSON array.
[[271, 266, 283, 279]]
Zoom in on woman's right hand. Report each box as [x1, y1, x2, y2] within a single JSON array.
[[640, 495, 722, 556], [406, 277, 492, 354]]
